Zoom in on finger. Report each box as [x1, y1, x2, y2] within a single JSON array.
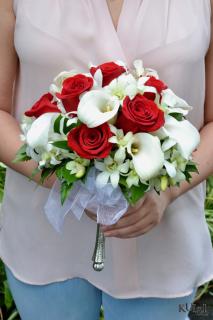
[[85, 209, 97, 221], [101, 209, 150, 232], [115, 223, 155, 239], [103, 214, 153, 237]]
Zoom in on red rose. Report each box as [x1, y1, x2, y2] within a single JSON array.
[[67, 123, 113, 159], [24, 93, 60, 118], [143, 76, 168, 101], [116, 93, 165, 133], [56, 74, 93, 112], [90, 62, 126, 87]]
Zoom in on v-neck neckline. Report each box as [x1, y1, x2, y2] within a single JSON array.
[[104, 0, 126, 34]]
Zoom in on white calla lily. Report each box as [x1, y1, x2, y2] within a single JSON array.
[[161, 89, 192, 115], [77, 90, 120, 127], [127, 133, 164, 181], [162, 115, 200, 159], [26, 112, 58, 148]]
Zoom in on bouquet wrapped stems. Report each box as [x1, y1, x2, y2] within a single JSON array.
[[92, 223, 105, 271]]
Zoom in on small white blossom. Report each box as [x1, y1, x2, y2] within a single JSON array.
[[95, 156, 130, 188], [109, 125, 133, 163], [66, 154, 90, 178], [126, 162, 140, 188], [104, 73, 137, 102]]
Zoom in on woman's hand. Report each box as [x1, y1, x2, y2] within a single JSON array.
[[85, 209, 98, 221], [100, 189, 174, 238]]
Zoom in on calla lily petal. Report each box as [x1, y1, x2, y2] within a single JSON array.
[[164, 115, 200, 159], [77, 90, 120, 128], [161, 89, 192, 113], [26, 113, 58, 148], [161, 138, 177, 152], [127, 133, 164, 180]]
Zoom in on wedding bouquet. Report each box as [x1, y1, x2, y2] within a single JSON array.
[[14, 59, 200, 271]]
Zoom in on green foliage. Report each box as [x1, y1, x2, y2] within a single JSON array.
[[119, 177, 149, 205], [194, 176, 213, 301], [55, 166, 79, 204], [0, 164, 6, 202], [12, 144, 31, 163], [51, 140, 70, 150]]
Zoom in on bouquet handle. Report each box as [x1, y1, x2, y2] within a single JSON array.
[[92, 223, 105, 271]]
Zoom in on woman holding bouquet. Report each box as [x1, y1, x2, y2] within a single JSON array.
[[0, 0, 213, 319]]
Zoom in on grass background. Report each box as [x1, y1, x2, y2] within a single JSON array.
[[0, 164, 212, 319]]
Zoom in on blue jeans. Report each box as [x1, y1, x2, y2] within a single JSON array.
[[5, 266, 197, 320]]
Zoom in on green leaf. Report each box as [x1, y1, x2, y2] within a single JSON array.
[[60, 181, 73, 205], [12, 144, 31, 163], [56, 166, 78, 184], [40, 167, 55, 184], [185, 171, 192, 182], [169, 113, 184, 121], [64, 123, 78, 135], [185, 163, 199, 174], [52, 140, 70, 150], [54, 114, 63, 133], [3, 280, 13, 309], [121, 183, 148, 205]]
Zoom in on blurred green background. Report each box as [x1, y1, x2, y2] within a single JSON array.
[[0, 163, 212, 319]]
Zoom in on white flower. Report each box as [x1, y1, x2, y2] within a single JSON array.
[[66, 154, 90, 178], [109, 125, 133, 163], [77, 90, 120, 127], [25, 112, 71, 168], [156, 115, 200, 160], [163, 160, 177, 178], [126, 162, 140, 188], [95, 156, 130, 188], [26, 113, 59, 149], [133, 59, 159, 78], [161, 88, 192, 116], [127, 133, 164, 181], [104, 73, 137, 102]]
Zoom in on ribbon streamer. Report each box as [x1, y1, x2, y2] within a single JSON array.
[[44, 168, 129, 233]]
